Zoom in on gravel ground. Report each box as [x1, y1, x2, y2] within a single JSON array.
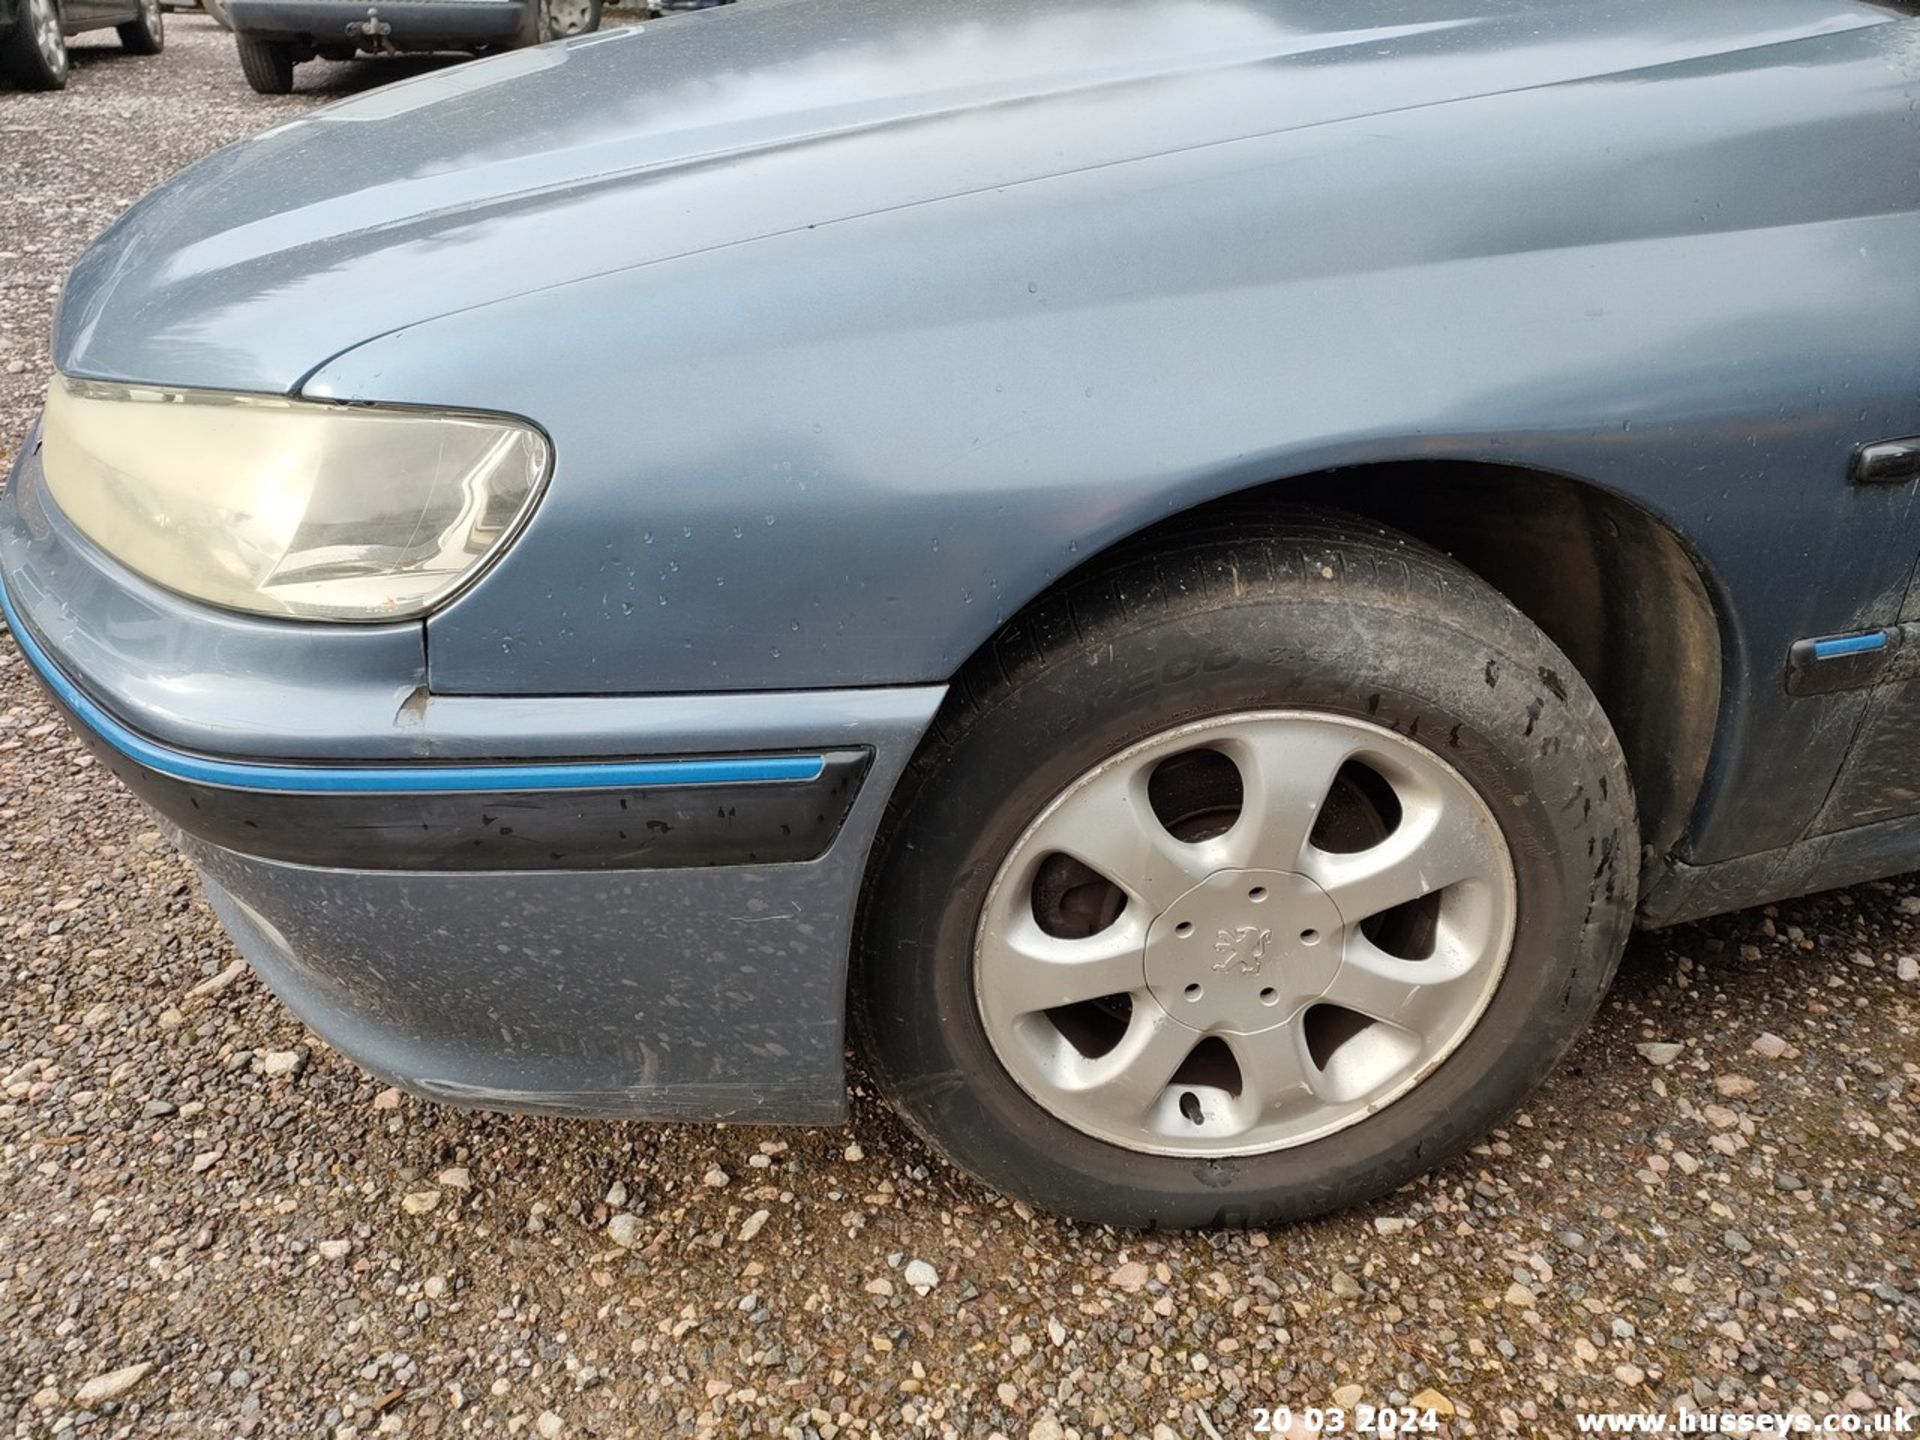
[[3, 20, 1919, 1440]]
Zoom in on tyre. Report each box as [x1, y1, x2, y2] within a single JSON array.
[[854, 512, 1637, 1228], [1, 0, 69, 90], [236, 33, 293, 93], [117, 0, 164, 55]]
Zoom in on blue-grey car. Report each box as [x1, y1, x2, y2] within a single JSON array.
[[4, 0, 1919, 1228]]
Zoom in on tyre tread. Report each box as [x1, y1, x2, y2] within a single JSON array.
[[900, 511, 1616, 829], [236, 33, 293, 93]]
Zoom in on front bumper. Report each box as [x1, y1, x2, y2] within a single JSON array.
[[2, 434, 942, 1122], [226, 0, 526, 43]]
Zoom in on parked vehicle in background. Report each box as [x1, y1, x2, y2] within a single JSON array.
[[1, 0, 162, 89], [6, 0, 1920, 1229], [227, 0, 595, 93]]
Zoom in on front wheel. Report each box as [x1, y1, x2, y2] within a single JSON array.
[[235, 33, 293, 92], [853, 513, 1638, 1228], [1, 0, 70, 90], [117, 0, 164, 54]]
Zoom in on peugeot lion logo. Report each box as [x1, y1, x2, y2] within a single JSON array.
[[1212, 925, 1273, 975]]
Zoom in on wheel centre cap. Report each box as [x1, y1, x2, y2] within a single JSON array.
[[1143, 868, 1344, 1035]]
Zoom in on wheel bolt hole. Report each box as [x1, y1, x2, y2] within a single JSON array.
[[1299, 928, 1321, 946], [1174, 921, 1193, 937], [1182, 983, 1202, 1001], [1248, 886, 1268, 902], [1259, 987, 1279, 1006]]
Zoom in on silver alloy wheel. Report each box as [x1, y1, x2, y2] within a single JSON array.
[[141, 0, 160, 28], [974, 711, 1517, 1157], [541, 0, 592, 37], [30, 0, 64, 71]]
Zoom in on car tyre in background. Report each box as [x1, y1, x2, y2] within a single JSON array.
[[117, 0, 164, 54], [2, 0, 70, 89], [236, 32, 293, 92], [854, 513, 1638, 1228]]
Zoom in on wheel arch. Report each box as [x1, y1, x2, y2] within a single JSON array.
[[928, 459, 1724, 866]]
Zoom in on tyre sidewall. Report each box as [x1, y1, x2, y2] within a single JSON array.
[[122, 0, 164, 54], [9, 0, 69, 88], [860, 564, 1633, 1227]]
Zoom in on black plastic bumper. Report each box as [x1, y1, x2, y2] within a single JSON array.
[[227, 0, 525, 42]]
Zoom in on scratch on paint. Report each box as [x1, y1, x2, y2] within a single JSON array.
[[732, 904, 802, 925]]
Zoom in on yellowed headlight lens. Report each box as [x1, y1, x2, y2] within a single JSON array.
[[40, 377, 549, 621]]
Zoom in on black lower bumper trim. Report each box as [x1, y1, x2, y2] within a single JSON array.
[[38, 680, 868, 872], [118, 733, 865, 872], [135, 751, 872, 871]]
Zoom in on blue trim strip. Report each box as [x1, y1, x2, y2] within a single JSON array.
[[0, 576, 824, 796], [1810, 632, 1888, 661]]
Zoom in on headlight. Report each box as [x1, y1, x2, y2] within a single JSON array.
[[39, 376, 550, 622]]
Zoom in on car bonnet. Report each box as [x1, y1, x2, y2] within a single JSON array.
[[52, 0, 1886, 395]]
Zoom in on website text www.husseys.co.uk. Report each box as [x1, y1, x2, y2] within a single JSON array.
[[1574, 1411, 1913, 1435]]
